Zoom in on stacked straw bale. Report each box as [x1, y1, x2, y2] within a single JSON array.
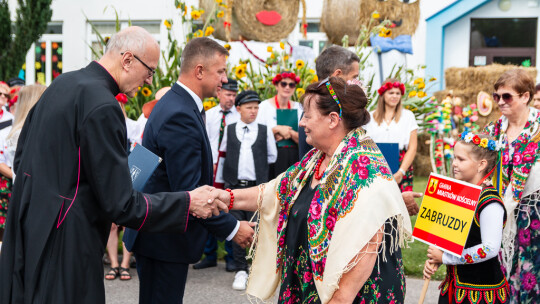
[[414, 64, 538, 176], [321, 0, 420, 46], [200, 0, 300, 42]]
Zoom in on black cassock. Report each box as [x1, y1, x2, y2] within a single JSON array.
[[0, 62, 191, 303]]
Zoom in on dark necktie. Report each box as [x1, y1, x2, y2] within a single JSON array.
[[218, 110, 230, 147], [201, 108, 206, 124], [242, 126, 249, 140]]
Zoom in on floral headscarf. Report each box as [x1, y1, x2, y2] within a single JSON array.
[[247, 128, 412, 303]]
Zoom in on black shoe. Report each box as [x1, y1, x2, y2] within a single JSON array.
[[192, 258, 217, 270], [225, 260, 236, 272]]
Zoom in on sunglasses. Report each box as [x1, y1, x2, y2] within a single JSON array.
[[279, 82, 296, 88], [121, 52, 156, 78], [492, 92, 523, 103], [0, 93, 9, 98]]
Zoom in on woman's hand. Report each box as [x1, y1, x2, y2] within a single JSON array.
[[427, 246, 443, 265], [393, 171, 403, 184], [272, 125, 292, 140], [423, 260, 440, 280]]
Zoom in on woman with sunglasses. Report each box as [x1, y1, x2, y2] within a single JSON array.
[[483, 69, 540, 303], [364, 78, 418, 192], [218, 77, 411, 303], [258, 71, 303, 178]]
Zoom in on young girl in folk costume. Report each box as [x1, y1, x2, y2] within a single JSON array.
[[423, 132, 510, 304]]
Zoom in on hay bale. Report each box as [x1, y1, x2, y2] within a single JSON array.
[[443, 64, 537, 127], [200, 0, 299, 42], [200, 0, 243, 41], [321, 0, 420, 46], [320, 0, 361, 45], [414, 132, 433, 177], [233, 0, 300, 42]]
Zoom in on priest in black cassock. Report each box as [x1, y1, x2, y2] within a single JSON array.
[[0, 26, 226, 304]]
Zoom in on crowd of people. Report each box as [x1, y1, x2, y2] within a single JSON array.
[[0, 25, 538, 304]]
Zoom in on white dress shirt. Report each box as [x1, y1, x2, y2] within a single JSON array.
[[256, 98, 303, 130], [205, 105, 240, 164], [363, 109, 418, 150], [217, 120, 277, 181]]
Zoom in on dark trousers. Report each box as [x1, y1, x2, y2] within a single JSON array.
[[229, 210, 255, 271], [202, 234, 233, 262], [135, 253, 189, 304], [228, 183, 257, 272]]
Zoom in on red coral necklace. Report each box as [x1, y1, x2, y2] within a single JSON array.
[[314, 154, 326, 180]]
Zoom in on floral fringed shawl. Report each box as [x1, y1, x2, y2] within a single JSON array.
[[246, 128, 412, 304], [484, 107, 540, 275]]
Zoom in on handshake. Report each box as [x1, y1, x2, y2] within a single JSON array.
[[187, 185, 232, 219]]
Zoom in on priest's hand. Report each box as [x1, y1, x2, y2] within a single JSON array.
[[232, 221, 256, 248], [188, 186, 229, 219], [402, 191, 421, 216]]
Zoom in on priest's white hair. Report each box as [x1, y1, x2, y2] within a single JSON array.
[[105, 26, 157, 55]]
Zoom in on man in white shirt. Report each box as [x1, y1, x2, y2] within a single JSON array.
[[216, 90, 277, 290], [193, 78, 240, 272]]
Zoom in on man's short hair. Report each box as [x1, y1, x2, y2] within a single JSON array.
[[315, 46, 360, 79], [180, 38, 229, 74]]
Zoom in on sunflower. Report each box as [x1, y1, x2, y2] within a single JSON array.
[[224, 43, 231, 51], [429, 77, 437, 82], [215, 0, 223, 3], [191, 10, 201, 20], [379, 28, 392, 38], [194, 29, 203, 37], [205, 26, 215, 36], [217, 10, 224, 18], [296, 88, 305, 97], [372, 12, 380, 19], [408, 90, 417, 98], [270, 53, 275, 59], [308, 69, 315, 75], [267, 46, 273, 53], [259, 79, 264, 84], [235, 64, 247, 79], [417, 91, 426, 98], [413, 78, 424, 85], [164, 20, 172, 30], [141, 87, 152, 97], [283, 55, 289, 61], [311, 75, 318, 83], [280, 42, 285, 50], [295, 59, 305, 69]]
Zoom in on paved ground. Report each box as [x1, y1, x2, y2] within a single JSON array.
[[105, 262, 441, 303]]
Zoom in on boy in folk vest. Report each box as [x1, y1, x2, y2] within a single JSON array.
[[216, 90, 277, 290]]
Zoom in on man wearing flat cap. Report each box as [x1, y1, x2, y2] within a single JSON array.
[[193, 78, 240, 271], [215, 90, 277, 290]]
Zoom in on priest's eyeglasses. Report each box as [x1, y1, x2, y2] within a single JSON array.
[[121, 52, 156, 78]]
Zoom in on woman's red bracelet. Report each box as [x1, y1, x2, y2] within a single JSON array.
[[226, 188, 234, 210]]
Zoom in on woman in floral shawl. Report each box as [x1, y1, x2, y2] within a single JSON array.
[[219, 77, 412, 303], [483, 69, 540, 303]]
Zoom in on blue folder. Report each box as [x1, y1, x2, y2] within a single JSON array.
[[376, 143, 400, 174], [128, 144, 162, 191]]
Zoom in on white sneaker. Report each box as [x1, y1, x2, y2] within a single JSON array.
[[232, 270, 248, 290]]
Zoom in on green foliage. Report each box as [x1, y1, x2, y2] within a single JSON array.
[[0, 0, 53, 80]]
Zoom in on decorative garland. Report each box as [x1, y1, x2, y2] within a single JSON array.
[[300, 0, 307, 38], [225, 0, 233, 41], [239, 40, 293, 65]]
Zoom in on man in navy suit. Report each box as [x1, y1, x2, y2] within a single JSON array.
[[124, 37, 256, 303]]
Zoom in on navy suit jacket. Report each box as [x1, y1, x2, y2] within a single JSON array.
[[124, 83, 237, 263]]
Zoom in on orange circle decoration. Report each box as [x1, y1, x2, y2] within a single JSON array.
[[52, 42, 58, 49], [41, 42, 46, 49], [477, 91, 493, 116]]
